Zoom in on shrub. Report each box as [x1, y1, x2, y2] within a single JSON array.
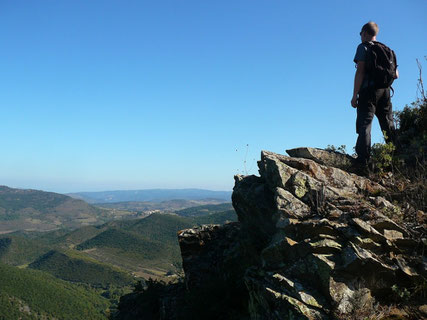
[[394, 97, 427, 165], [325, 144, 347, 154], [371, 140, 396, 173]]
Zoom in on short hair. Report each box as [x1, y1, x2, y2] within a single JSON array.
[[361, 21, 379, 36]]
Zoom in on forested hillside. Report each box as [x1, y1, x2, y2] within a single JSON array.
[[29, 250, 134, 287], [0, 202, 237, 319], [0, 263, 109, 320], [0, 204, 236, 276]]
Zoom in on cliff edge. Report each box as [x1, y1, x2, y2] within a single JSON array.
[[116, 148, 426, 320]]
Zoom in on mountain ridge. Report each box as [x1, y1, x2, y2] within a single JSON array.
[[67, 188, 232, 203], [0, 186, 117, 234]]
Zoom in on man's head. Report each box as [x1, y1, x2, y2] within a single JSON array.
[[360, 21, 378, 42]]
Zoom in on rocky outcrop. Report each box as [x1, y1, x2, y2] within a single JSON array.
[[178, 149, 426, 319], [178, 223, 242, 290], [115, 148, 426, 320]]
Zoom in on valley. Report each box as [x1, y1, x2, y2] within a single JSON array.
[[0, 185, 235, 319]]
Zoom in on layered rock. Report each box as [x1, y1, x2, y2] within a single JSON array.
[[286, 147, 355, 171], [178, 149, 426, 319]]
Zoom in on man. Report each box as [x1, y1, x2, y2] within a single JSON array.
[[351, 21, 398, 166]]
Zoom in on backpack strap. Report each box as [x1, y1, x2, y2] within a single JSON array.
[[362, 41, 374, 86]]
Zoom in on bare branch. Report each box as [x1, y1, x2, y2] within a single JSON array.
[[416, 57, 426, 101]]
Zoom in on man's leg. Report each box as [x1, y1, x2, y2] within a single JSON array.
[[376, 88, 396, 144], [356, 89, 375, 163]]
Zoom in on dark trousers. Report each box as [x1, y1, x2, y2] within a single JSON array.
[[356, 87, 395, 162]]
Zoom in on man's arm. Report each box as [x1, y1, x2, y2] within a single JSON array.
[[351, 61, 365, 108]]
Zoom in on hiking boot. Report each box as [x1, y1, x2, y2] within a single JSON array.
[[349, 157, 369, 176], [355, 163, 369, 176]]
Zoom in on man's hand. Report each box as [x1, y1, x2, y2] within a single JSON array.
[[351, 95, 358, 108]]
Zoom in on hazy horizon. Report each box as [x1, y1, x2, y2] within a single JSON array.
[[2, 184, 233, 195]]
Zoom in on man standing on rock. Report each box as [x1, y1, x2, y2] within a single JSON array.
[[351, 21, 398, 167]]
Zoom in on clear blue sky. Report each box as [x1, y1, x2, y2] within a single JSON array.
[[1, 1, 426, 193]]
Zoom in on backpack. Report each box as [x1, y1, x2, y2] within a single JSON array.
[[364, 41, 398, 89]]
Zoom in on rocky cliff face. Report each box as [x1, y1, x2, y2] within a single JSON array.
[[115, 148, 426, 320], [177, 148, 426, 319]]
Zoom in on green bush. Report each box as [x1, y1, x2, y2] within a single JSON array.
[[371, 140, 396, 173], [394, 97, 427, 165]]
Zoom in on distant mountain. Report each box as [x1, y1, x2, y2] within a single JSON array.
[[67, 188, 232, 204], [0, 186, 122, 233], [95, 198, 230, 213]]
